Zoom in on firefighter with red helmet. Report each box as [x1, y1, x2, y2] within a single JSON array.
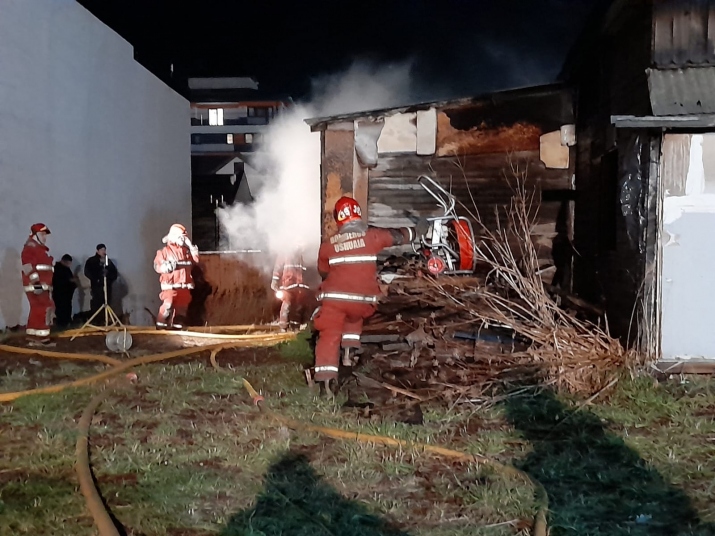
[[21, 223, 56, 347], [313, 197, 428, 394], [271, 249, 309, 332], [153, 224, 199, 329]]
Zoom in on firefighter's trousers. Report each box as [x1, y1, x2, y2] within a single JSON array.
[[313, 299, 375, 381], [25, 291, 54, 340], [279, 289, 304, 329], [158, 289, 192, 326]]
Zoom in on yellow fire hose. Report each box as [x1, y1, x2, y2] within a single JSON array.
[[0, 329, 294, 536], [239, 378, 549, 536], [59, 329, 285, 340], [59, 324, 281, 338], [76, 388, 122, 536], [1, 331, 547, 536], [0, 332, 293, 403], [0, 344, 123, 367]]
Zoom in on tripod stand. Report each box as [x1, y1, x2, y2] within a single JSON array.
[[71, 255, 125, 341]]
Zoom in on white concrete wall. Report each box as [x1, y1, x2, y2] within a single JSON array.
[[0, 0, 190, 328]]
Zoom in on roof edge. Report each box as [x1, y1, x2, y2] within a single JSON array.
[[304, 82, 570, 130]]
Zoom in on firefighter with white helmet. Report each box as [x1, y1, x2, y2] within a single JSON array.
[[153, 223, 199, 329], [313, 197, 428, 395], [21, 223, 56, 347]]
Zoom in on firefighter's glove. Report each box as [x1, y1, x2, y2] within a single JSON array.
[[415, 217, 431, 239]]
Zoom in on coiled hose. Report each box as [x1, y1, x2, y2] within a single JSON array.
[[1, 331, 547, 536]]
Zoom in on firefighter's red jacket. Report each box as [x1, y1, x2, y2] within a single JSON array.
[[317, 227, 411, 302], [153, 243, 199, 291], [272, 253, 307, 291], [21, 237, 54, 292]]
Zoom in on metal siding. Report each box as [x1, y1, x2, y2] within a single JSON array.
[[648, 67, 715, 115]]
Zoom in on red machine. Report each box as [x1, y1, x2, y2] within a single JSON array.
[[413, 175, 477, 275]]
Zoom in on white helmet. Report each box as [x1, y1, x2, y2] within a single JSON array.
[[163, 223, 187, 244]]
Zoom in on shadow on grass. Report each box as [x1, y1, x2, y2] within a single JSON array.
[[504, 390, 715, 536], [220, 451, 409, 536]]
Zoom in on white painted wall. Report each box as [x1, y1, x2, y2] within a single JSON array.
[[0, 0, 190, 328], [660, 134, 715, 360]]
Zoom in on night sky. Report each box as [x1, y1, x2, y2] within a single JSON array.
[[76, 0, 601, 102]]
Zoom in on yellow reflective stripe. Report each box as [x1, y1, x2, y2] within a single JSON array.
[[318, 292, 378, 304], [26, 328, 51, 336], [160, 283, 195, 290], [328, 255, 378, 266], [24, 284, 52, 292], [315, 366, 339, 373]]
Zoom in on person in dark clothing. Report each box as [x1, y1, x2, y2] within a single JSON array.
[[83, 244, 118, 319], [52, 254, 77, 328]]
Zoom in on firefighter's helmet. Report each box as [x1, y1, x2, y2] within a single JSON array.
[[333, 197, 362, 229], [30, 223, 51, 235], [163, 223, 188, 244]]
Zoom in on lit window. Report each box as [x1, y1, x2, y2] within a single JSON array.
[[209, 108, 224, 126], [227, 134, 234, 144], [245, 133, 253, 143]]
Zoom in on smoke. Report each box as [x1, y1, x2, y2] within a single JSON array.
[[216, 61, 416, 269]]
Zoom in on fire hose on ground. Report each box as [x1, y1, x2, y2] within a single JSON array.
[[0, 329, 549, 536]]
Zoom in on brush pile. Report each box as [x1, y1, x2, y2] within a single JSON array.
[[357, 183, 641, 402]]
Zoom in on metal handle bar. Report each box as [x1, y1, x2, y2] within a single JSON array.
[[417, 175, 456, 216]]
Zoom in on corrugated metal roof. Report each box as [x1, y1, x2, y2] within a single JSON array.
[[648, 67, 715, 115], [304, 83, 569, 130]]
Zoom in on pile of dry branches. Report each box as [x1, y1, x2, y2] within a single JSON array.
[[359, 169, 642, 400], [444, 175, 640, 394]]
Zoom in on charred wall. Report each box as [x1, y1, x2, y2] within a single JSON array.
[[367, 152, 572, 280], [570, 0, 658, 343]]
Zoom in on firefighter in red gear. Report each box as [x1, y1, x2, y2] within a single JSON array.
[[313, 197, 428, 394], [21, 223, 56, 347], [153, 224, 199, 330], [271, 250, 309, 332]]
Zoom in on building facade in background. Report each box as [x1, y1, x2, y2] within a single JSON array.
[[189, 77, 289, 250], [0, 0, 190, 328]]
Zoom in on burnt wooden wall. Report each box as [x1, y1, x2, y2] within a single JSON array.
[[316, 87, 576, 286], [569, 0, 660, 345], [321, 127, 355, 240], [367, 151, 572, 275], [653, 0, 715, 67]]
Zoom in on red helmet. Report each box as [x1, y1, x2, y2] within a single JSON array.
[[334, 196, 362, 228], [30, 223, 51, 235]]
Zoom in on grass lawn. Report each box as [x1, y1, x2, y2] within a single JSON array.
[[1, 332, 714, 536]]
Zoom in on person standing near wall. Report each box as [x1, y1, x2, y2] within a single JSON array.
[[21, 223, 56, 347], [52, 254, 77, 328], [153, 224, 199, 330], [84, 244, 118, 322]]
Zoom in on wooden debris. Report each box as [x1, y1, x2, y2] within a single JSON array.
[[352, 180, 639, 402]]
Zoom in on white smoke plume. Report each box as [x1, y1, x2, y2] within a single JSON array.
[[216, 61, 416, 269]]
